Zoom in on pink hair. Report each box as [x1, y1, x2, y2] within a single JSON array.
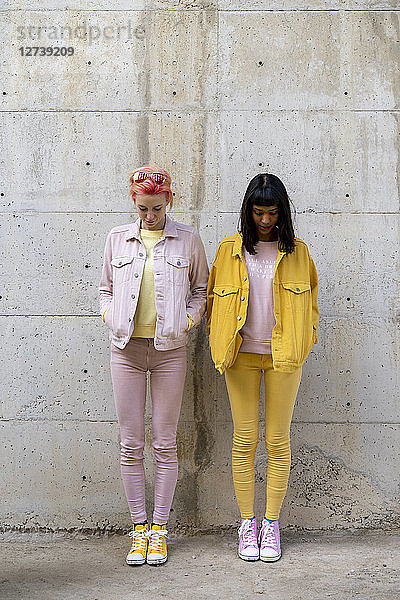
[[129, 164, 173, 208]]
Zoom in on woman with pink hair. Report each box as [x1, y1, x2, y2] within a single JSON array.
[[99, 165, 209, 565]]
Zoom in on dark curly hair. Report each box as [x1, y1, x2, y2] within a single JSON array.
[[239, 173, 296, 255]]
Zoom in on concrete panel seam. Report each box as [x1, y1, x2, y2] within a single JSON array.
[[219, 9, 400, 13], [0, 312, 397, 318], [1, 419, 399, 425], [2, 8, 400, 13], [1, 211, 399, 215], [1, 109, 400, 114], [216, 211, 400, 215]]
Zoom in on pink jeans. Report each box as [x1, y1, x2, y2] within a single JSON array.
[[110, 338, 187, 524]]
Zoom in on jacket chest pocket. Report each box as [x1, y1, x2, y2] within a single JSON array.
[[280, 282, 311, 313], [166, 256, 189, 286], [111, 256, 135, 285], [212, 285, 240, 319]]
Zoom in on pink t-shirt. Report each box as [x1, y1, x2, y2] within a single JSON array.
[[239, 241, 279, 355]]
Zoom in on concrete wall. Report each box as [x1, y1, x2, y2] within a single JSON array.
[[1, 2, 399, 532]]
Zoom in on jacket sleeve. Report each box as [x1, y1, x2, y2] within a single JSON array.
[[206, 263, 216, 336], [309, 250, 319, 344], [186, 231, 209, 327], [98, 231, 113, 318], [206, 244, 221, 336]]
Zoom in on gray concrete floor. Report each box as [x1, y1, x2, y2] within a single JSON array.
[[0, 530, 399, 600]]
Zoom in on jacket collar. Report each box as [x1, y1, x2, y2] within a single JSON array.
[[232, 232, 285, 265], [125, 214, 178, 241], [232, 233, 244, 258]]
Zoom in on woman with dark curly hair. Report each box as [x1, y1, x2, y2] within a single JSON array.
[[207, 173, 319, 562]]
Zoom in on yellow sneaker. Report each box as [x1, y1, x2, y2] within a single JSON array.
[[126, 522, 149, 566], [146, 523, 168, 565]]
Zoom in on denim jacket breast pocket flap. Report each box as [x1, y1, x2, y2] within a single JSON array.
[[111, 256, 134, 268], [213, 285, 240, 298], [281, 282, 311, 294], [166, 257, 189, 268]]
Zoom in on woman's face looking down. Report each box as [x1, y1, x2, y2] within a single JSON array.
[[134, 192, 169, 230], [252, 203, 279, 241]]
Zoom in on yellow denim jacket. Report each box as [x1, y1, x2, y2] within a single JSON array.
[[206, 234, 319, 373]]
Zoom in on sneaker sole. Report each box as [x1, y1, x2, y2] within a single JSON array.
[[126, 557, 146, 566], [260, 552, 281, 562], [146, 556, 168, 566], [238, 552, 259, 561]]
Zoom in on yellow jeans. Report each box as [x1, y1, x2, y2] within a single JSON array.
[[224, 352, 302, 521]]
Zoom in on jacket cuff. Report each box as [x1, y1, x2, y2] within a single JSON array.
[[186, 313, 194, 331]]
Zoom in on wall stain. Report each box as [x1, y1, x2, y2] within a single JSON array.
[[192, 325, 215, 472], [284, 446, 400, 530]]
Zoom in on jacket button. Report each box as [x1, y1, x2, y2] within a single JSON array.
[[128, 317, 131, 322], [243, 276, 247, 281], [134, 273, 139, 278], [237, 316, 242, 320], [118, 261, 122, 266], [241, 296, 245, 301], [177, 260, 181, 265], [296, 287, 300, 291], [222, 289, 225, 294], [139, 252, 144, 257], [131, 294, 135, 299]]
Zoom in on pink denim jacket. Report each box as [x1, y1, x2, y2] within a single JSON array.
[[99, 215, 209, 350]]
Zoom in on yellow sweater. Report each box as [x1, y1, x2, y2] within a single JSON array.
[[132, 229, 163, 338]]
